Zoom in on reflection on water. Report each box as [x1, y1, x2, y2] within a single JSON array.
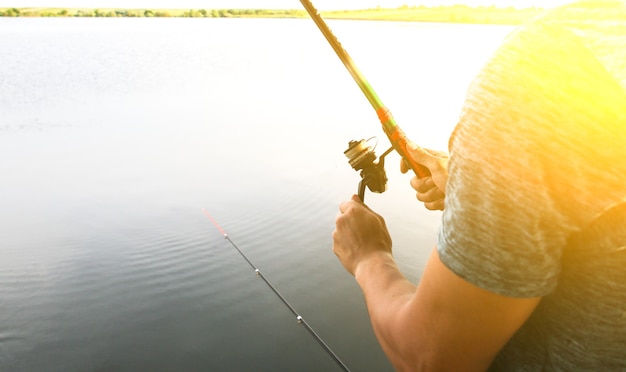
[[0, 17, 512, 371]]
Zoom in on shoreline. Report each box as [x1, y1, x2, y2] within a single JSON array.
[[0, 6, 545, 25]]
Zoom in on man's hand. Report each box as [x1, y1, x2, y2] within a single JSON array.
[[401, 142, 449, 211], [332, 195, 393, 276]]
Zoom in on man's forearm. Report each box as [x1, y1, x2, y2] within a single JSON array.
[[355, 251, 422, 370]]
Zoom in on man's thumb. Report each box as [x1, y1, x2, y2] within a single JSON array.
[[407, 142, 432, 165]]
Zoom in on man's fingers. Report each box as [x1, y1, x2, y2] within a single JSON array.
[[424, 200, 445, 211], [339, 195, 364, 214], [416, 187, 445, 203], [407, 142, 436, 165], [339, 200, 352, 214], [400, 158, 410, 174], [401, 141, 433, 173], [411, 177, 435, 193]]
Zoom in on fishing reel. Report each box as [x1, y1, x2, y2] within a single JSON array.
[[344, 138, 393, 202]]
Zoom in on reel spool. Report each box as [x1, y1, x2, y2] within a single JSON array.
[[344, 139, 393, 202]]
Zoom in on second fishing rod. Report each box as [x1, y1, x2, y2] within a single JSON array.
[[300, 0, 431, 202]]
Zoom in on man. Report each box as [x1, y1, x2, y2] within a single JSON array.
[[332, 1, 626, 370]]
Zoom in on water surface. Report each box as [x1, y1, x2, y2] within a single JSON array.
[[0, 17, 513, 371]]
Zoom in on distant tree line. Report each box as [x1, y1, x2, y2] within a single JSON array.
[[0, 8, 306, 18], [0, 6, 543, 24]]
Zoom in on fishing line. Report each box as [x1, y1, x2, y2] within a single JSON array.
[[202, 208, 351, 372]]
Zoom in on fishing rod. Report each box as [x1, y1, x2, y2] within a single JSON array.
[[202, 209, 351, 372], [300, 0, 431, 201]]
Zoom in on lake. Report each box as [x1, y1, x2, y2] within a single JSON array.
[[0, 17, 513, 371]]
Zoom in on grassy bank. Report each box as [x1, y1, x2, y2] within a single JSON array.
[[0, 6, 545, 25], [325, 6, 544, 25]]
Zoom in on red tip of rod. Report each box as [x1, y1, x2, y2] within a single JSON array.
[[202, 208, 227, 236]]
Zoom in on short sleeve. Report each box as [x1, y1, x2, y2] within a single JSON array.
[[436, 21, 622, 298]]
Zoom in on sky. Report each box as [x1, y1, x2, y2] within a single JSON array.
[[0, 0, 575, 10]]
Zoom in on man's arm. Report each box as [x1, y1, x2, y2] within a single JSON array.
[[357, 248, 540, 371], [333, 198, 540, 371]]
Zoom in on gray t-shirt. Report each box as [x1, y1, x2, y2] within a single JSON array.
[[437, 1, 626, 370]]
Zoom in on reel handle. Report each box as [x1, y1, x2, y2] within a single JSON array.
[[358, 180, 367, 202]]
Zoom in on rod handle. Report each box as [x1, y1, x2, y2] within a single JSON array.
[[386, 126, 431, 179], [377, 107, 431, 178]]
